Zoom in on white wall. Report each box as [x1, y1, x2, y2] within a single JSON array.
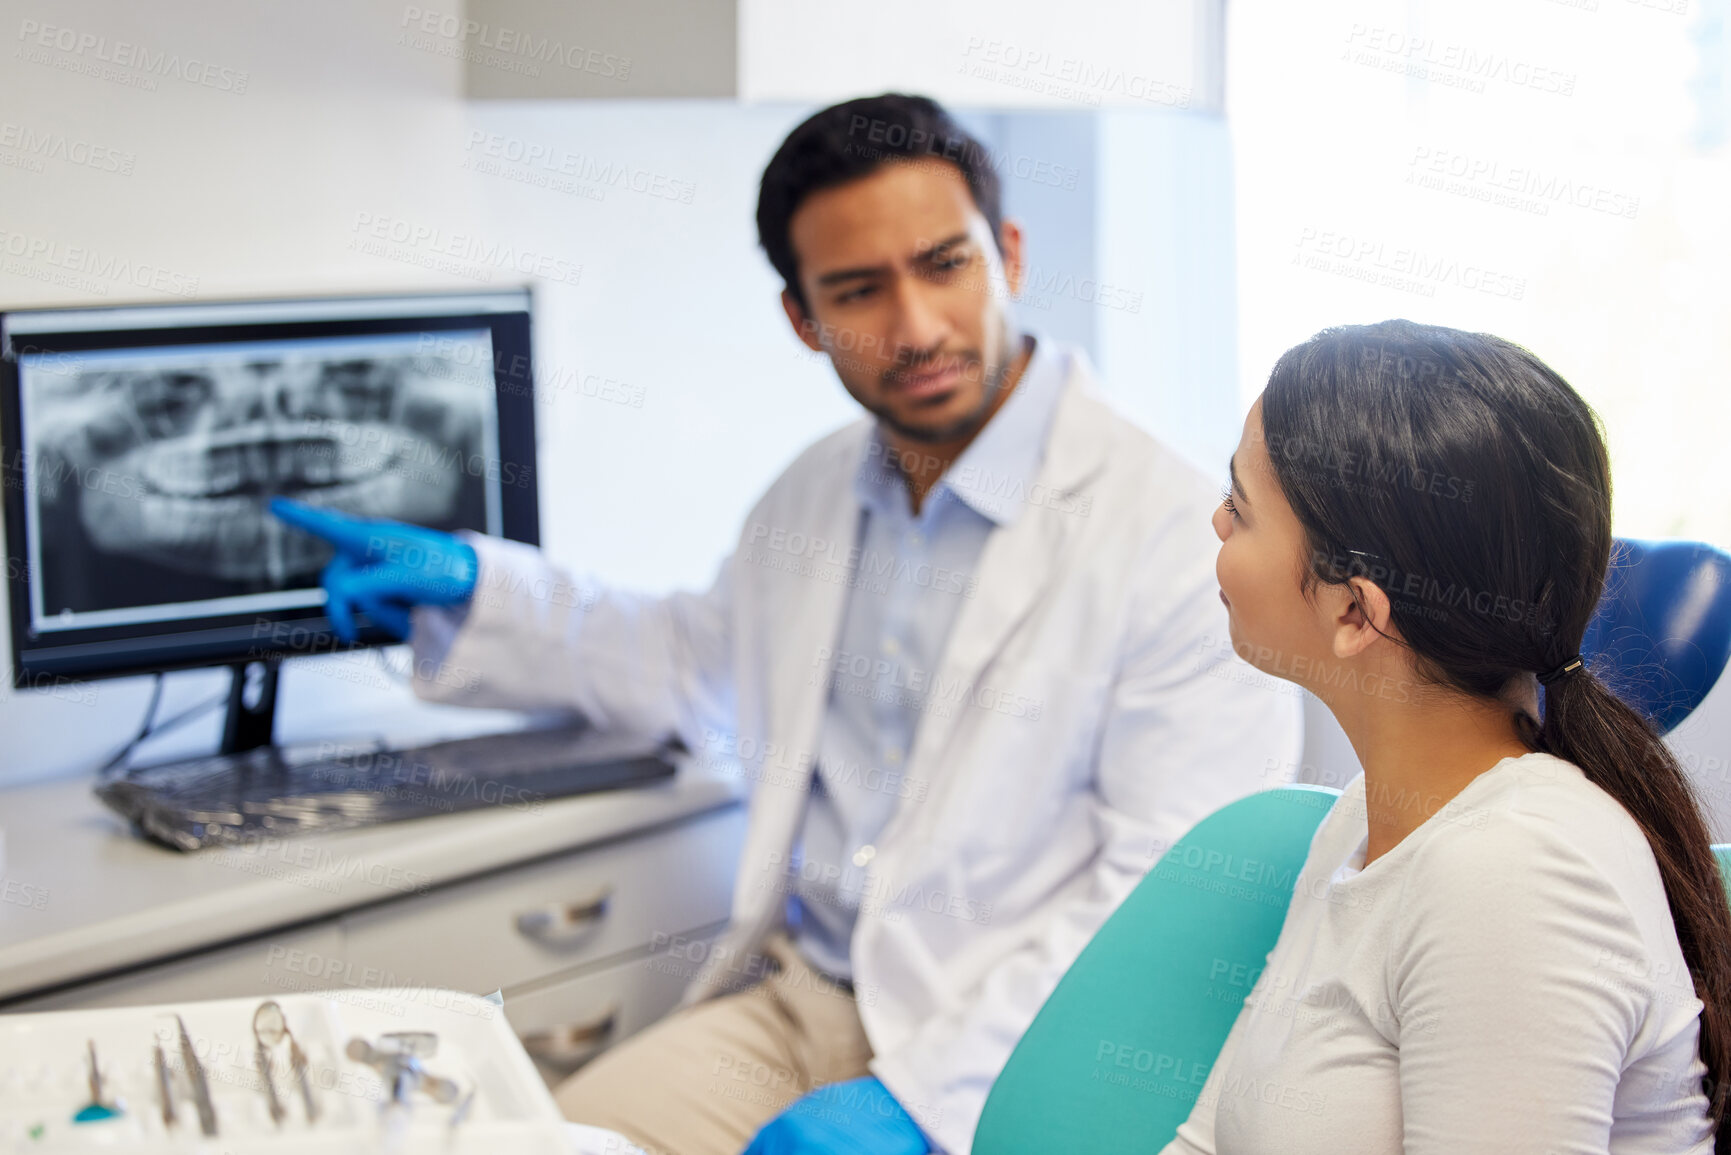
[[1227, 0, 1731, 547], [1095, 109, 1240, 478], [0, 0, 1237, 785], [740, 0, 1212, 111]]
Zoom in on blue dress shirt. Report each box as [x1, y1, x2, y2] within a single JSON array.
[[789, 333, 1071, 982]]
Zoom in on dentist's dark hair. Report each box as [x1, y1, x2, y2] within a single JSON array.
[[1260, 319, 1731, 1143], [756, 92, 1002, 313]]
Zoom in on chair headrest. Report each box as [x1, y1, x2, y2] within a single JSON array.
[[1581, 538, 1731, 733]]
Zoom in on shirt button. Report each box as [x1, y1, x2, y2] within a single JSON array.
[[908, 531, 924, 547], [884, 748, 902, 765], [853, 844, 877, 867], [882, 637, 900, 656]]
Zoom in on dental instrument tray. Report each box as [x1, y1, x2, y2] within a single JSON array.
[[94, 725, 681, 852], [0, 988, 581, 1153]]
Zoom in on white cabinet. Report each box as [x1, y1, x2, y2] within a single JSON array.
[[3, 924, 348, 1013], [4, 803, 746, 1082], [339, 808, 744, 994]]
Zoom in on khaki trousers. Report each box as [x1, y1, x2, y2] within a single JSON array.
[[553, 933, 873, 1155]]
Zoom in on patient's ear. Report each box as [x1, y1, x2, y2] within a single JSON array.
[[1330, 576, 1393, 660]]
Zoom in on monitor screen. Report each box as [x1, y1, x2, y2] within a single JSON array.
[[2, 290, 539, 684]]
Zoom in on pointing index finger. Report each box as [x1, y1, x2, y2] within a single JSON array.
[[268, 497, 384, 559]]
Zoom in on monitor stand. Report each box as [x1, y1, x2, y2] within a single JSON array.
[[219, 658, 282, 755]]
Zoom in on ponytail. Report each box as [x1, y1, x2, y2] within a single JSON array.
[[1528, 666, 1731, 1146]]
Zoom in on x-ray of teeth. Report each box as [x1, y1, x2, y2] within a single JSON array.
[[21, 333, 499, 623]]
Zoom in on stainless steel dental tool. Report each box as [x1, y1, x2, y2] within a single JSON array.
[[251, 1003, 287, 1126], [252, 999, 319, 1123], [346, 1032, 461, 1109], [175, 1014, 218, 1137]]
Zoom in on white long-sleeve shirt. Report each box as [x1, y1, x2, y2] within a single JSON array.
[[1162, 751, 1717, 1155]]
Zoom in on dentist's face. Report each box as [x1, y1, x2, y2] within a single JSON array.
[[782, 159, 1026, 445], [1212, 396, 1334, 684]]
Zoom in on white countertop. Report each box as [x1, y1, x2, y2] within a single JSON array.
[[0, 739, 744, 1004]]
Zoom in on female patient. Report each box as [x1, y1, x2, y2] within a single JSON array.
[[1166, 320, 1731, 1153]]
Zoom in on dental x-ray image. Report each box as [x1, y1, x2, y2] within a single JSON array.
[[19, 330, 499, 630]]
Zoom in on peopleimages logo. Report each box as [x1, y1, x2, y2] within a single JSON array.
[[15, 19, 250, 93], [1293, 227, 1526, 301], [0, 228, 200, 297], [347, 212, 582, 286], [1406, 147, 1641, 220], [397, 7, 631, 80], [462, 131, 695, 204], [0, 122, 135, 174]]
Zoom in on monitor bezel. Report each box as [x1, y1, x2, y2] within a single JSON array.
[[1, 287, 541, 687]]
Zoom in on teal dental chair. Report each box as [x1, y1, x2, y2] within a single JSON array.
[[973, 784, 1342, 1153]]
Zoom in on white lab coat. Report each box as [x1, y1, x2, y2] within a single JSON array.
[[409, 349, 1303, 1153]]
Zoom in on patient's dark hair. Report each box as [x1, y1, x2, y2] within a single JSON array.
[[1261, 319, 1731, 1144], [756, 93, 1002, 313]]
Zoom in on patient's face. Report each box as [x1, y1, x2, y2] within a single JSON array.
[[1212, 397, 1333, 685], [785, 159, 1023, 445]]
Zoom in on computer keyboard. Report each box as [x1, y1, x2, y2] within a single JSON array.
[[94, 725, 681, 852]]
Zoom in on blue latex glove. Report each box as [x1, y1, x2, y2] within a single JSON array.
[[742, 1077, 930, 1155], [269, 497, 478, 643]]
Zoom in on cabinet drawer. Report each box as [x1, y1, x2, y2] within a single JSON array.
[[2, 923, 346, 1012], [340, 805, 744, 996], [502, 929, 725, 1088]]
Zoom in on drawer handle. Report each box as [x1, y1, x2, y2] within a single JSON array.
[[520, 1005, 619, 1073], [515, 886, 613, 945]]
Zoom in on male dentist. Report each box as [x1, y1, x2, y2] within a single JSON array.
[[273, 93, 1301, 1155]]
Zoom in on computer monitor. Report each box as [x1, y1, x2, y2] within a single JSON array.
[[1, 289, 540, 751]]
